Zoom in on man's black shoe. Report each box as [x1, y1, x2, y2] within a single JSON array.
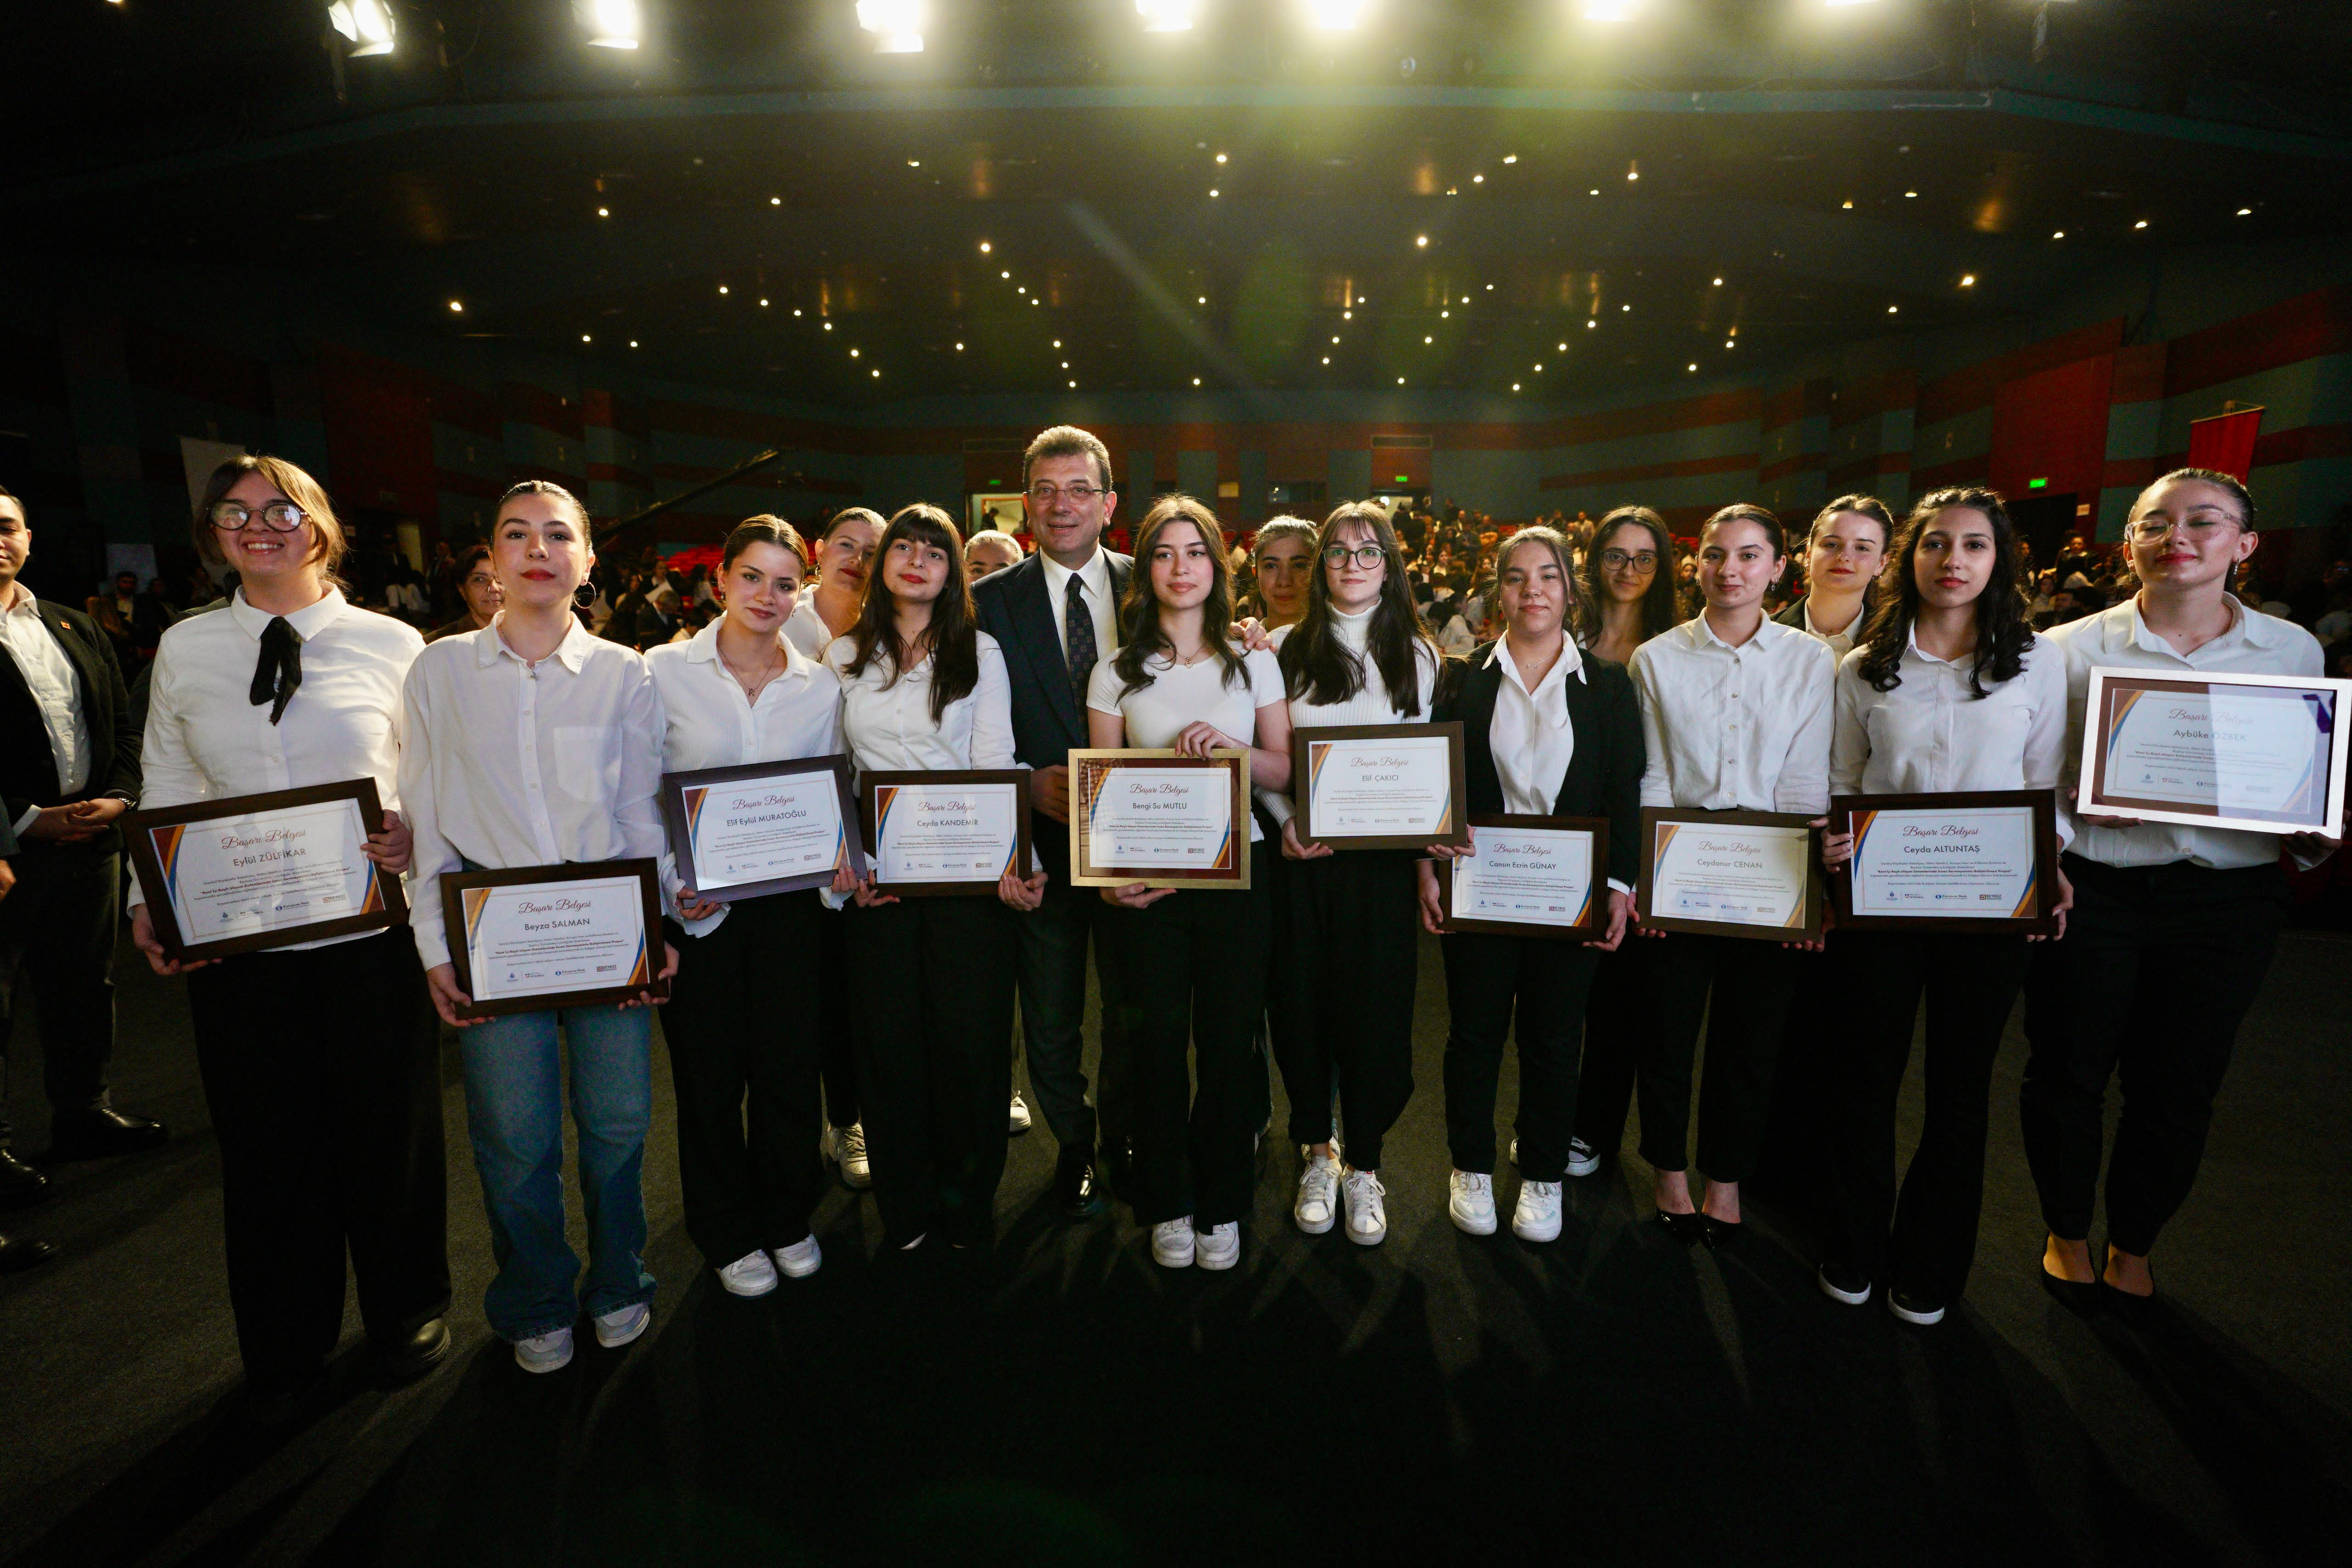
[[0, 1149, 49, 1209], [1055, 1146, 1108, 1220], [0, 1233, 57, 1274], [378, 1318, 452, 1384], [48, 1108, 168, 1162]]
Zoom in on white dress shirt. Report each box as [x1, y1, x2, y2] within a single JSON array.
[[1632, 612, 1834, 815], [646, 621, 843, 936], [1802, 599, 1866, 661], [1040, 547, 1119, 665], [1830, 630, 2069, 799], [1257, 606, 1442, 827], [0, 584, 92, 832], [2049, 596, 2326, 870], [1486, 637, 1585, 816], [401, 615, 667, 970], [1087, 647, 1285, 840], [781, 594, 849, 661], [135, 588, 424, 949], [825, 630, 1016, 776]]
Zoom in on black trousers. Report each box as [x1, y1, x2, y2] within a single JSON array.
[[1748, 944, 1839, 1216], [0, 840, 121, 1146], [2020, 854, 2286, 1256], [1106, 880, 1271, 1227], [1008, 874, 1132, 1156], [186, 928, 449, 1392], [1441, 932, 1602, 1182], [1634, 932, 1804, 1180], [1823, 929, 2030, 1304], [662, 892, 828, 1265], [845, 896, 1018, 1248], [813, 902, 860, 1129], [1570, 943, 1645, 1162], [1266, 849, 1419, 1172]]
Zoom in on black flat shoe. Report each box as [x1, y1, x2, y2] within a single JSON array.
[[1700, 1215, 1741, 1249], [1654, 1209, 1704, 1244], [1055, 1148, 1108, 1220], [0, 1149, 48, 1210], [47, 1108, 168, 1162], [377, 1318, 452, 1384], [0, 1233, 57, 1274]]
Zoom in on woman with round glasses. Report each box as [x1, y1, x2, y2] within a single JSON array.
[[2023, 468, 2335, 1310], [1242, 516, 1316, 631], [1776, 496, 1895, 659], [131, 456, 449, 1418], [1261, 502, 1444, 1247]]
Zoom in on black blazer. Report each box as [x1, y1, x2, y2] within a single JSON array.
[[0, 598, 141, 851], [1435, 640, 1645, 891], [971, 547, 1134, 875]]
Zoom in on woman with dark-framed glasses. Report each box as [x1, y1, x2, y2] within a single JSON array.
[[131, 455, 449, 1420]]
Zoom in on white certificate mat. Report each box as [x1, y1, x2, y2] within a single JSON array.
[[873, 780, 1020, 885], [683, 773, 845, 893], [2086, 667, 2349, 834], [156, 797, 382, 946], [1849, 804, 2040, 919], [1304, 733, 1457, 839], [460, 874, 652, 1003], [1647, 818, 1813, 931], [1450, 825, 1598, 929], [1085, 766, 1234, 869]]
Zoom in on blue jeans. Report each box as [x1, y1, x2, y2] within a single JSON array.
[[459, 1002, 656, 1341]]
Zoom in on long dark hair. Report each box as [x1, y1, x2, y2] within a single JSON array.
[[1112, 495, 1247, 700], [1856, 486, 2034, 698], [842, 503, 980, 724], [1278, 501, 1435, 717], [1572, 505, 1683, 646]]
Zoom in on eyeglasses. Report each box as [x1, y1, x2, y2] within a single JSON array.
[[1323, 545, 1387, 569], [1601, 548, 1659, 572], [1026, 482, 1104, 505], [210, 501, 305, 533], [2126, 516, 2233, 542]]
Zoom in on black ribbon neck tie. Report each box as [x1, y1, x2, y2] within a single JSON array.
[[250, 616, 303, 725]]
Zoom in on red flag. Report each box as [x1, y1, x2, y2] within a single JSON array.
[[2186, 406, 2263, 481]]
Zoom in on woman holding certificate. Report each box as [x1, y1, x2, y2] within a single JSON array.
[[1085, 496, 1292, 1270], [2024, 469, 2332, 1309], [130, 455, 450, 1418], [1261, 502, 1443, 1247], [1814, 489, 2069, 1325], [402, 480, 674, 1375], [829, 504, 1044, 1254], [1628, 503, 1835, 1245], [1419, 527, 1643, 1243], [648, 519, 851, 1296]]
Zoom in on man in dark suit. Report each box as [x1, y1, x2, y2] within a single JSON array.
[[0, 811, 48, 1270], [0, 486, 165, 1212], [970, 427, 1131, 1218]]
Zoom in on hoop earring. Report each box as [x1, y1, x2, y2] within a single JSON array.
[[574, 582, 596, 608]]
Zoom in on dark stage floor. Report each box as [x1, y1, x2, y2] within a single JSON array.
[[4, 923, 2350, 1568]]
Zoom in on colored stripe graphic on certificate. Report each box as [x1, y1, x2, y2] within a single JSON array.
[[1653, 822, 1680, 862], [627, 931, 649, 987], [1573, 880, 1596, 926], [2012, 863, 2038, 919], [1080, 763, 1112, 815], [153, 823, 187, 909], [462, 887, 494, 948], [683, 786, 710, 846], [361, 865, 386, 915], [2103, 688, 2147, 765], [1308, 742, 1332, 797], [874, 785, 899, 840]]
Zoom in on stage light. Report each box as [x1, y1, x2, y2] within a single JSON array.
[[1502, 155, 1517, 164], [1306, 0, 1368, 30], [597, 206, 610, 217], [718, 285, 729, 294], [1136, 0, 1201, 31], [1887, 305, 1898, 313], [979, 241, 992, 253], [850, 347, 861, 356], [856, 0, 925, 53], [1415, 235, 1428, 247], [1215, 152, 1228, 164], [759, 298, 769, 307], [447, 299, 463, 312], [1960, 274, 1976, 286], [1193, 377, 1202, 385], [770, 196, 781, 205], [329, 1, 396, 56], [2052, 230, 2064, 239], [582, 334, 592, 343], [2236, 207, 2252, 216], [2133, 220, 2147, 230], [629, 339, 639, 348], [576, 0, 640, 49], [1512, 383, 1521, 391]]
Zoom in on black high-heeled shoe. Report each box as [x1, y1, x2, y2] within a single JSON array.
[[2037, 1264, 2101, 1314], [1700, 1214, 1741, 1249], [1654, 1209, 1704, 1244]]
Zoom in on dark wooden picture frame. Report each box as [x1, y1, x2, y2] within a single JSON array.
[[124, 778, 406, 961], [1290, 720, 1470, 852], [858, 768, 1033, 897], [2081, 667, 2351, 835], [440, 859, 667, 1020], [660, 754, 862, 902], [1634, 807, 1825, 941], [1439, 813, 1609, 939], [1068, 748, 1251, 890], [1829, 789, 2061, 935]]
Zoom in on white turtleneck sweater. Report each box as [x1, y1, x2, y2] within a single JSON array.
[[1258, 604, 1442, 828]]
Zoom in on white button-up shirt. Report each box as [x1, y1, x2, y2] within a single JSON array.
[[400, 615, 667, 970], [1802, 599, 1866, 661], [1632, 613, 1834, 815], [2048, 596, 2326, 871], [825, 630, 1016, 776], [1830, 631, 2069, 799], [646, 620, 844, 936], [0, 584, 92, 831], [135, 589, 424, 949], [1487, 636, 1583, 817], [1040, 547, 1118, 665], [781, 593, 847, 662]]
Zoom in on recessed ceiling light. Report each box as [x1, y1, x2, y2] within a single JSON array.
[[1397, 377, 1405, 384], [1486, 283, 1494, 290], [1441, 310, 1449, 318], [1904, 191, 1917, 198], [2052, 230, 2064, 239], [448, 299, 463, 312], [1687, 363, 1697, 372], [628, 339, 639, 348], [1627, 165, 1639, 181], [1712, 277, 1723, 286], [1209, 188, 1219, 197], [1193, 377, 1201, 385], [955, 342, 964, 350], [1332, 335, 1341, 343], [979, 241, 992, 253], [1416, 235, 1429, 246], [1724, 339, 1734, 349], [769, 196, 780, 205], [2134, 220, 2148, 230], [1215, 152, 1228, 164], [823, 321, 832, 330], [1842, 199, 1854, 209], [1198, 295, 1207, 304], [1589, 188, 1600, 196], [1533, 363, 1543, 372], [1342, 310, 1351, 320], [1888, 305, 1899, 313], [873, 368, 882, 377], [1473, 175, 1484, 184], [1017, 286, 1026, 293], [1425, 335, 1433, 344], [596, 206, 610, 217], [1068, 380, 1076, 388], [1586, 320, 1595, 329], [794, 308, 803, 316], [1001, 269, 1011, 278], [581, 333, 591, 343], [1511, 383, 1520, 391], [1060, 361, 1069, 369], [759, 298, 769, 307], [1621, 303, 1630, 311], [2236, 207, 2252, 216], [908, 158, 920, 167], [1031, 298, 1039, 305], [1503, 154, 1517, 164], [849, 347, 859, 356], [1960, 274, 1976, 287], [718, 285, 729, 294], [1322, 355, 1330, 364]]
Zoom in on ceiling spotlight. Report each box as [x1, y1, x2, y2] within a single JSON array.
[[1193, 377, 1202, 385], [582, 333, 592, 343], [849, 347, 860, 356], [1209, 188, 1219, 197], [1586, 319, 1595, 328], [955, 342, 964, 350], [1197, 295, 1207, 304], [1583, 1, 1639, 19], [596, 206, 610, 217], [1904, 190, 1917, 198], [1017, 286, 1026, 293], [1060, 361, 1069, 369], [795, 308, 803, 316], [1626, 162, 1639, 181], [1887, 305, 1898, 313], [447, 299, 463, 313], [1424, 335, 1433, 344], [1342, 310, 1351, 320], [1396, 377, 1405, 384], [856, 0, 925, 52], [1533, 363, 1543, 372], [823, 321, 832, 330], [907, 158, 921, 168], [328, 0, 396, 56], [770, 196, 781, 206], [629, 339, 639, 348], [575, 0, 640, 49], [1053, 339, 1062, 348], [2236, 207, 2252, 216], [1512, 383, 1521, 391], [1557, 342, 1567, 351], [979, 241, 992, 253], [1030, 298, 1039, 305], [1842, 199, 1854, 209], [1502, 155, 1517, 164], [2133, 220, 2148, 230], [1589, 188, 1600, 196], [2052, 230, 2064, 239], [1415, 235, 1429, 247], [1306, 0, 1368, 31], [758, 298, 769, 307], [1960, 274, 1976, 287], [1002, 270, 1011, 278], [873, 369, 882, 378], [1472, 175, 1483, 184], [1137, 0, 1201, 32], [1441, 310, 1449, 319], [1712, 277, 1722, 285], [1620, 303, 1630, 311], [1687, 362, 1697, 372], [1215, 152, 1228, 164], [1069, 380, 1077, 388], [1323, 356, 1331, 364], [1724, 339, 1734, 349], [718, 285, 729, 294]]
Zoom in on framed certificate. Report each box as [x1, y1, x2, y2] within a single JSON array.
[[441, 860, 667, 1019], [1068, 749, 1250, 890], [1830, 790, 2060, 934], [1636, 808, 1823, 940], [124, 778, 407, 962], [1290, 721, 1469, 851], [1439, 814, 1607, 939], [859, 769, 1032, 896], [660, 756, 860, 902], [2081, 667, 2352, 836]]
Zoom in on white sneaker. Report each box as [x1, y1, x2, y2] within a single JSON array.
[[825, 1122, 872, 1190], [1294, 1148, 1342, 1235], [1008, 1092, 1032, 1134], [594, 1301, 650, 1348], [716, 1249, 778, 1297], [1342, 1168, 1388, 1247], [1193, 1219, 1239, 1270], [1566, 1137, 1601, 1178], [1151, 1217, 1196, 1268], [1448, 1170, 1498, 1235], [513, 1326, 573, 1374], [773, 1235, 822, 1279], [1512, 1180, 1564, 1243]]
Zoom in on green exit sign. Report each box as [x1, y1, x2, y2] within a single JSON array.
[[2028, 477, 2049, 490], [1395, 474, 1410, 484]]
